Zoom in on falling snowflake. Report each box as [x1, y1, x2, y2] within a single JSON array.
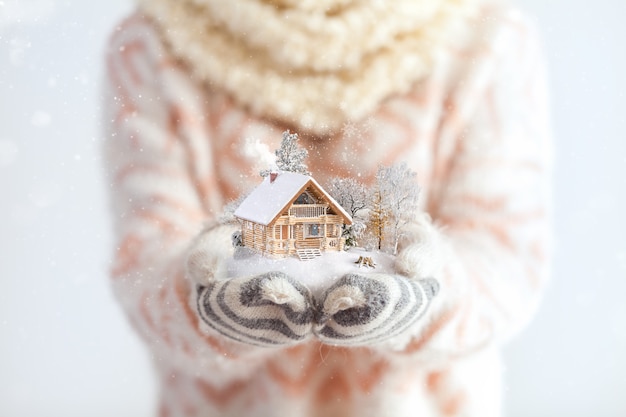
[[341, 117, 376, 140]]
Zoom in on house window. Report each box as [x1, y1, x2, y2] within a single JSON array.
[[304, 224, 324, 238], [295, 192, 314, 204]]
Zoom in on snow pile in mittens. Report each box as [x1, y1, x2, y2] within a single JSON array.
[[227, 248, 395, 297]]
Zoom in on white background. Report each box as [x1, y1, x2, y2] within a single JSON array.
[[1, 1, 624, 416]]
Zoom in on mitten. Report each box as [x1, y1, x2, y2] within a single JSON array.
[[314, 273, 439, 346], [314, 213, 444, 347], [186, 223, 315, 347]]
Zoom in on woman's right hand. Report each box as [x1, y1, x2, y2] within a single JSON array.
[[195, 271, 315, 347], [186, 223, 314, 347]]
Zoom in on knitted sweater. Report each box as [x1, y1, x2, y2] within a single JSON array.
[[103, 3, 552, 417]]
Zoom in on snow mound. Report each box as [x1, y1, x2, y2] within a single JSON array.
[[227, 248, 397, 297]]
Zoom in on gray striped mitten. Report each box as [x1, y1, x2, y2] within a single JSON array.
[[195, 271, 315, 347], [314, 273, 439, 346], [186, 223, 315, 347]]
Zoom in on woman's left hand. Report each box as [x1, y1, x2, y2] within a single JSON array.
[[314, 273, 439, 346]]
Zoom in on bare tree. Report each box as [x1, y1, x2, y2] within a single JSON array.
[[375, 163, 420, 255], [327, 177, 368, 219], [328, 176, 369, 248]]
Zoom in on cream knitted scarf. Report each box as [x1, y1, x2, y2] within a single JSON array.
[[137, 0, 480, 134]]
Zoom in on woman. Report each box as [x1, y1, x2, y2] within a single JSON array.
[[103, 0, 552, 415]]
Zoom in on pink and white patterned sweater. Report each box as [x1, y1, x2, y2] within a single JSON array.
[[103, 5, 552, 417]]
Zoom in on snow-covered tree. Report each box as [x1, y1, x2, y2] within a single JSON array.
[[375, 162, 420, 255], [261, 130, 310, 176], [345, 220, 367, 248], [327, 177, 368, 219], [328, 176, 369, 248]]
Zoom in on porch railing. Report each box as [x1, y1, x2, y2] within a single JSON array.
[[288, 204, 328, 218]]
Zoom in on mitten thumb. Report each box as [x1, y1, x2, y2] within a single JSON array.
[[186, 223, 239, 285], [395, 213, 446, 279]]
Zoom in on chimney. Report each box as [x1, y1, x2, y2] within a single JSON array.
[[270, 171, 278, 183]]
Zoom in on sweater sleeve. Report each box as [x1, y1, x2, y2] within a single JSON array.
[[102, 14, 280, 384], [387, 9, 553, 360]]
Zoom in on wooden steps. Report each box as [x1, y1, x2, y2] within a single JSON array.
[[296, 249, 322, 261]]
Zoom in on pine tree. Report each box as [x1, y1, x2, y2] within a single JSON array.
[[368, 189, 390, 251], [262, 130, 310, 176]]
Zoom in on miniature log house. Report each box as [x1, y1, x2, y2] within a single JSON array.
[[233, 171, 353, 259]]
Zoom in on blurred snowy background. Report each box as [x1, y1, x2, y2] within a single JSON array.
[[1, 0, 624, 416]]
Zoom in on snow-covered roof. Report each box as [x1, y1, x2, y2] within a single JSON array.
[[234, 171, 352, 226]]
